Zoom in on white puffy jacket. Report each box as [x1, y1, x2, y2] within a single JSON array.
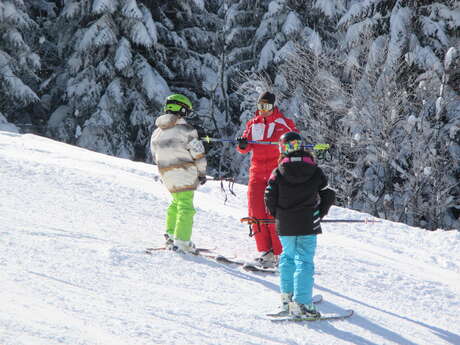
[[150, 113, 207, 193]]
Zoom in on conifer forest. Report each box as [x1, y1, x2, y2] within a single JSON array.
[[1, 0, 459, 230]]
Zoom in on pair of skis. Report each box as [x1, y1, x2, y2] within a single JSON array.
[[146, 247, 353, 322], [145, 247, 278, 274], [266, 294, 354, 322]]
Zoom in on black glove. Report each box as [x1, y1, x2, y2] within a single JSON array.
[[236, 137, 248, 150], [198, 175, 207, 185]]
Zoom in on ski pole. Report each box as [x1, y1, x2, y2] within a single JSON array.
[[319, 219, 381, 223], [241, 217, 381, 224], [201, 136, 330, 151]]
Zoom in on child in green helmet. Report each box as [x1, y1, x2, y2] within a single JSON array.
[[150, 94, 207, 253]]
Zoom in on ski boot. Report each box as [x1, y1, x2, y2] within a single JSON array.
[[289, 301, 321, 319], [268, 293, 292, 317], [172, 239, 197, 254], [164, 233, 174, 249], [255, 249, 278, 268]]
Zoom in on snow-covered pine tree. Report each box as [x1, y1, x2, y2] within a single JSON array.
[[311, 0, 347, 20], [0, 0, 40, 128], [393, 47, 458, 230], [401, 46, 460, 230], [221, 0, 264, 85], [232, 1, 349, 182], [143, 0, 225, 171], [229, 0, 306, 181], [48, 0, 167, 159], [206, 0, 267, 181], [258, 1, 350, 201], [441, 45, 460, 229], [24, 1, 59, 133], [0, 113, 19, 132], [277, 0, 458, 229], [240, 0, 346, 136], [336, 0, 460, 229], [343, 70, 418, 221], [280, 0, 348, 146], [279, 46, 352, 207]]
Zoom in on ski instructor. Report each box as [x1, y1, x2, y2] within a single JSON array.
[[236, 91, 298, 267]]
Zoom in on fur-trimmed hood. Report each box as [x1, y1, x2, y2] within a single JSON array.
[[155, 113, 180, 130]]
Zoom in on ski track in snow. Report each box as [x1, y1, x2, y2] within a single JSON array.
[[1, 131, 459, 345]]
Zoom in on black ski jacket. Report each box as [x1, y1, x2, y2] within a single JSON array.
[[264, 152, 335, 236]]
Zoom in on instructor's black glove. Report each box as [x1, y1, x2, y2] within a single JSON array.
[[236, 137, 248, 150], [198, 175, 207, 185]]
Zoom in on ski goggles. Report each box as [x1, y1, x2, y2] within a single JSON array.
[[257, 103, 274, 111], [164, 100, 192, 115], [279, 139, 302, 154]]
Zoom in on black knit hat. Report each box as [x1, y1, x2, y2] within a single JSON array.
[[258, 91, 276, 105]]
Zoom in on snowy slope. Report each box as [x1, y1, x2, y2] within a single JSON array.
[[1, 131, 459, 345]]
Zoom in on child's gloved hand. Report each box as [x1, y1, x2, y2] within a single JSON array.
[[236, 137, 248, 150], [198, 176, 207, 185]]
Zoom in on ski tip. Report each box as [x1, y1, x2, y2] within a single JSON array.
[[196, 247, 215, 253], [266, 311, 289, 317], [145, 247, 166, 251], [312, 294, 323, 304], [214, 255, 238, 264], [242, 264, 278, 273]]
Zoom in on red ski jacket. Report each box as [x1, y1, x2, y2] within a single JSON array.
[[237, 107, 298, 182]]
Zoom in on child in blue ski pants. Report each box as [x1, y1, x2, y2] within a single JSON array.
[[279, 235, 317, 305], [264, 132, 336, 315]]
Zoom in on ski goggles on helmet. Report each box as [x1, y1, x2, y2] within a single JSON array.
[[279, 139, 302, 155], [257, 103, 274, 111], [164, 100, 191, 115]]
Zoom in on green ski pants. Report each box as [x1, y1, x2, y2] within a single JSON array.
[[166, 191, 196, 241]]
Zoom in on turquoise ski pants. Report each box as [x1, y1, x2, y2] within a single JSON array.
[[166, 191, 196, 241], [279, 235, 317, 305]]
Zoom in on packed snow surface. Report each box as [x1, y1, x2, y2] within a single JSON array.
[[1, 131, 459, 345]]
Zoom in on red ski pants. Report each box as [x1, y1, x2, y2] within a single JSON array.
[[248, 179, 282, 255]]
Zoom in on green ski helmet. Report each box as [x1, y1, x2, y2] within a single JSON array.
[[164, 94, 193, 116]]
